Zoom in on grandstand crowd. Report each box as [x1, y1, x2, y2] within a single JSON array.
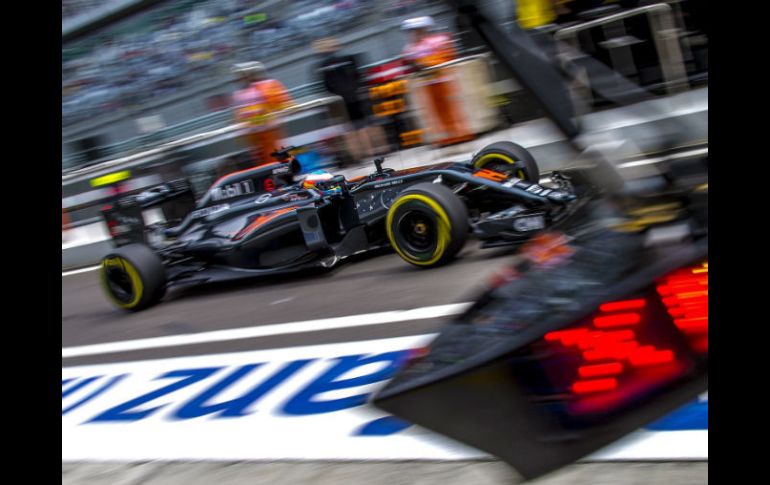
[[62, 0, 433, 126]]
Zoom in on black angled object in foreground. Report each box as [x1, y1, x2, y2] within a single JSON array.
[[373, 2, 707, 479], [372, 180, 708, 479]]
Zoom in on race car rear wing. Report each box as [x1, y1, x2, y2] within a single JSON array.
[[101, 179, 193, 246]]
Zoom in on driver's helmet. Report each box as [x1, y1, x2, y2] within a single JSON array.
[[302, 170, 343, 196]]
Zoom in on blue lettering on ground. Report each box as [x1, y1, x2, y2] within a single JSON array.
[[645, 400, 708, 430], [62, 377, 101, 399], [283, 351, 410, 416], [172, 360, 313, 420], [65, 352, 707, 437], [63, 375, 127, 416], [354, 416, 413, 436], [87, 368, 221, 423]]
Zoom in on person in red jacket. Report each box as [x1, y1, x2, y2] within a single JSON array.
[[231, 62, 294, 166]]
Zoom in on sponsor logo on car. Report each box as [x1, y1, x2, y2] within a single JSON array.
[[211, 180, 256, 201], [373, 180, 403, 189]]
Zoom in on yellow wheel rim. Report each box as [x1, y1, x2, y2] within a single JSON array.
[[100, 256, 144, 309], [387, 194, 452, 266], [474, 153, 526, 180]]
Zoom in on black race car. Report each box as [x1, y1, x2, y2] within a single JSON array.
[[99, 142, 589, 311]]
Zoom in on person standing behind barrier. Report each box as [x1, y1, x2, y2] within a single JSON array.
[[231, 62, 293, 166], [401, 16, 473, 147], [312, 37, 381, 165]]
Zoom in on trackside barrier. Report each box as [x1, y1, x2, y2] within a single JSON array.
[[63, 95, 348, 182], [554, 3, 690, 106], [62, 82, 327, 172]]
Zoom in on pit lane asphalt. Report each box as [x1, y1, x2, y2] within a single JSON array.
[[62, 240, 516, 366]]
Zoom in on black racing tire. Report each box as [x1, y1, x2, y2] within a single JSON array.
[[471, 141, 540, 182], [99, 244, 167, 312], [386, 182, 469, 268]]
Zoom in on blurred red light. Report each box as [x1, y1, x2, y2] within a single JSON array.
[[673, 317, 708, 331], [578, 363, 624, 378], [656, 261, 708, 353], [599, 299, 646, 312], [593, 313, 641, 328], [575, 329, 634, 350], [531, 263, 706, 414], [629, 348, 674, 366], [572, 378, 618, 394], [544, 329, 589, 345], [583, 340, 639, 361], [662, 296, 679, 306]]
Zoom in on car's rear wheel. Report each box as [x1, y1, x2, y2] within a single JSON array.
[[386, 183, 469, 268], [471, 141, 540, 182], [99, 244, 166, 311]]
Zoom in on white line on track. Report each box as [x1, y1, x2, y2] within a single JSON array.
[[62, 265, 100, 277], [61, 302, 471, 358], [270, 296, 295, 305]]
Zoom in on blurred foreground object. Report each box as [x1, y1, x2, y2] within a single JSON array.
[[231, 61, 294, 166], [373, 158, 708, 479], [402, 16, 475, 146], [373, 0, 707, 481]]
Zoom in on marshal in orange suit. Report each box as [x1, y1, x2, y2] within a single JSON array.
[[231, 62, 293, 166], [401, 16, 473, 147]]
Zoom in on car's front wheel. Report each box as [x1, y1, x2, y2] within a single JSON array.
[[386, 183, 469, 268], [471, 141, 540, 182]]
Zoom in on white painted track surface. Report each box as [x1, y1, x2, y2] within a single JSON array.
[[62, 335, 706, 463]]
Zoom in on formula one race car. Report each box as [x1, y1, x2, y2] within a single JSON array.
[[99, 142, 589, 310]]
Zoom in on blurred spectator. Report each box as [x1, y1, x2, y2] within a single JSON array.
[[313, 37, 380, 164], [61, 0, 434, 127], [401, 16, 473, 147], [231, 61, 294, 166]]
